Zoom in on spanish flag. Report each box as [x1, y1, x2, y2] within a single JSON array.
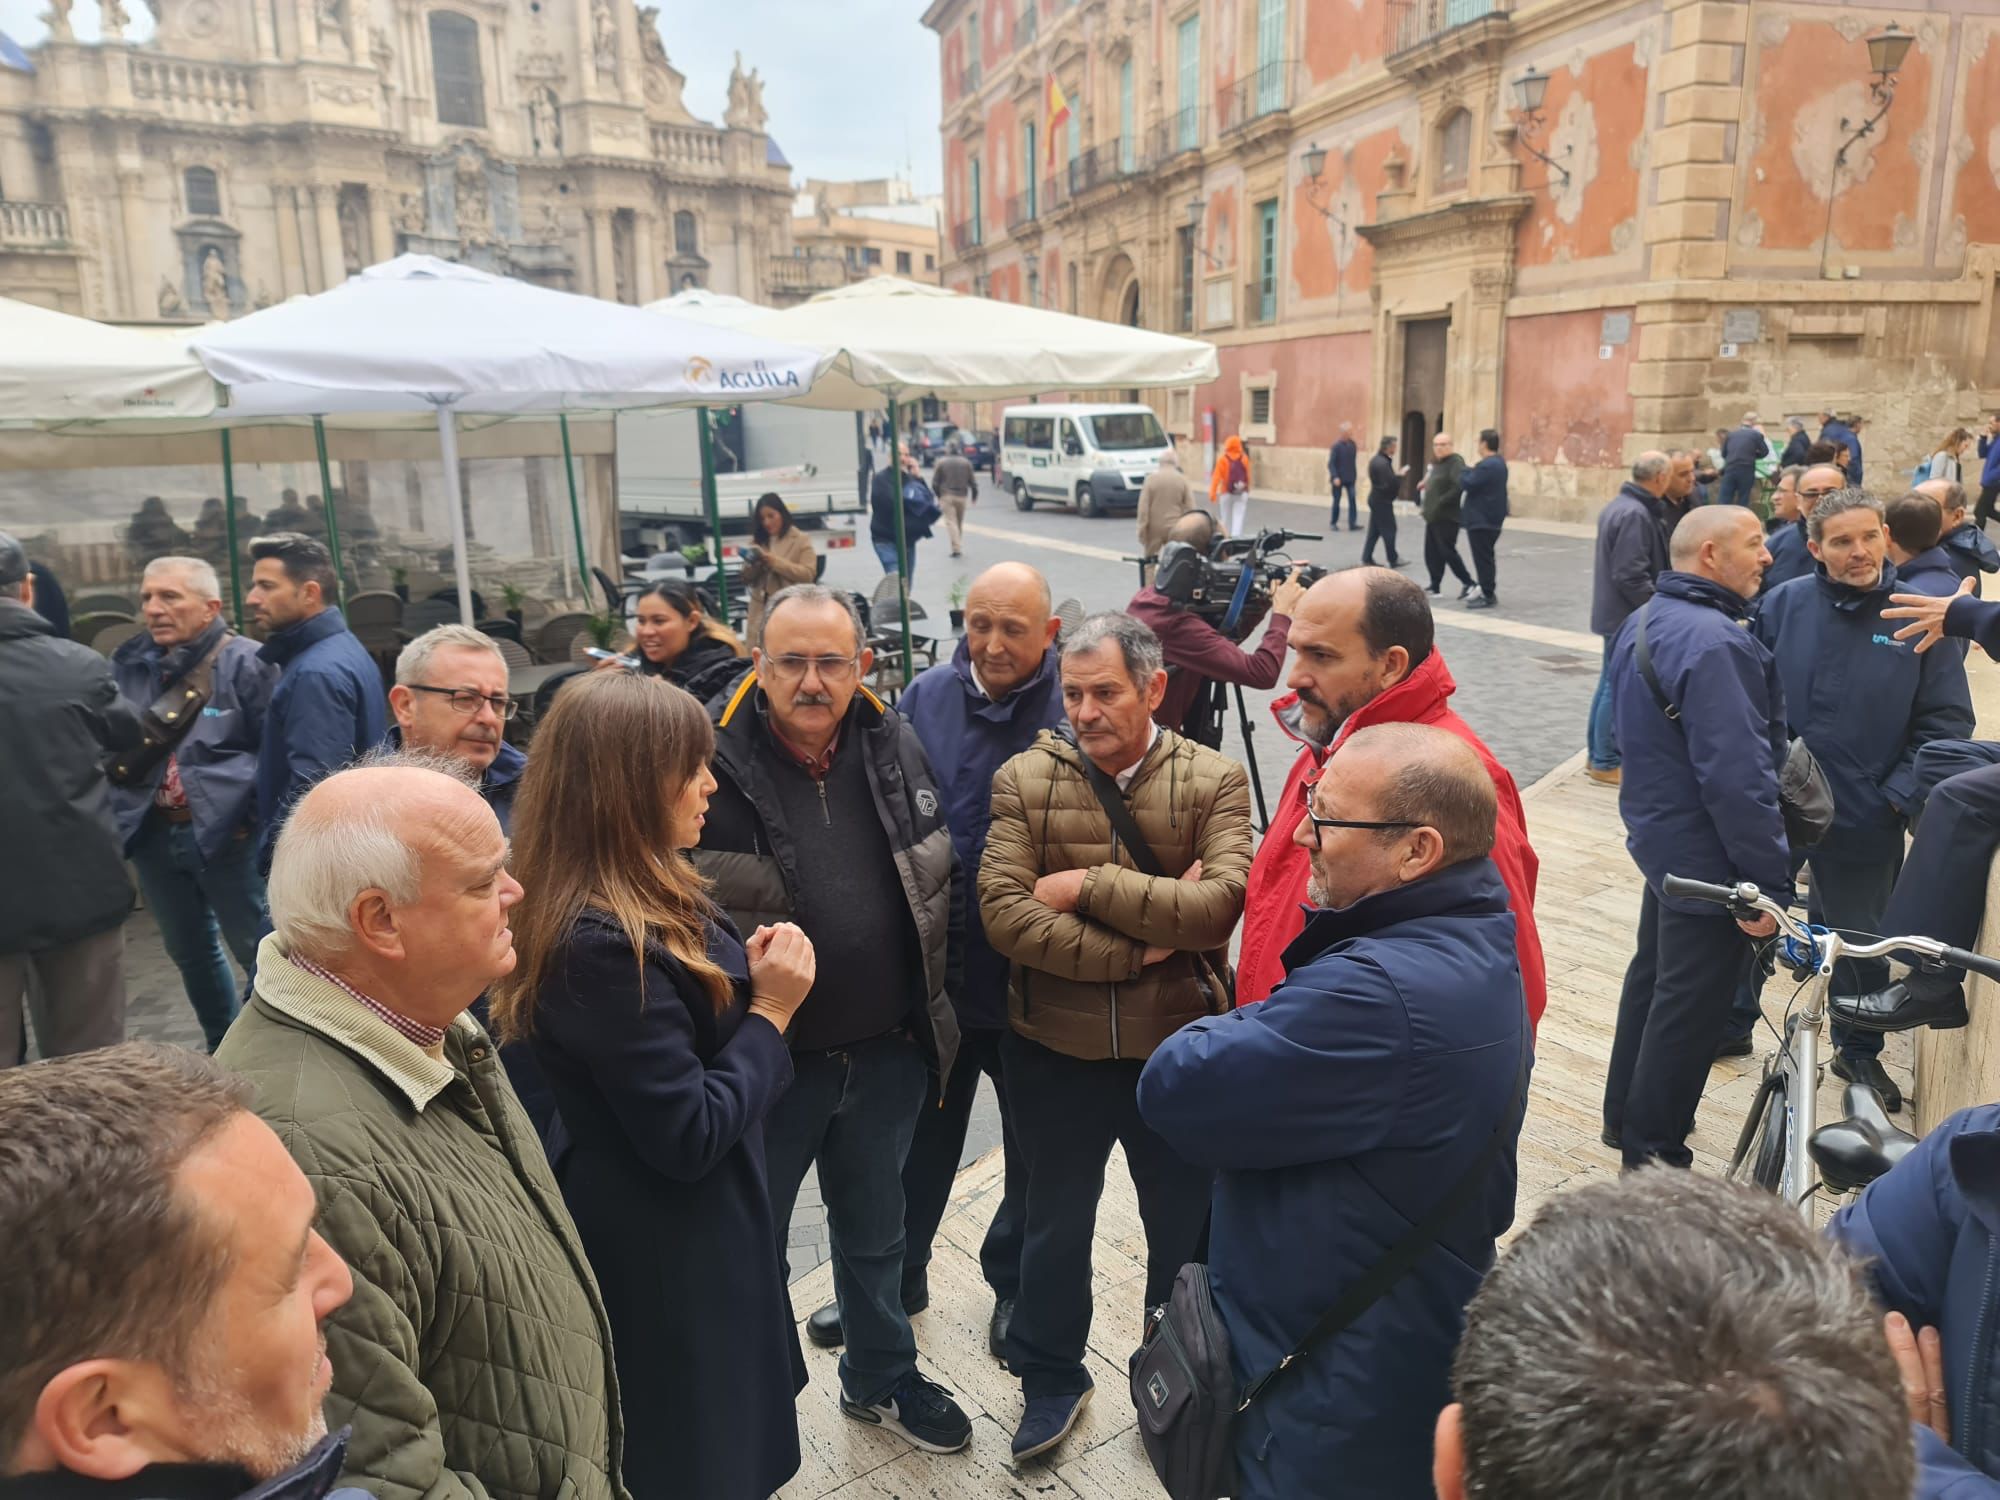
[[1046, 75, 1071, 168]]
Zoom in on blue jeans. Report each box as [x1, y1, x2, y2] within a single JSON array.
[[763, 1031, 929, 1405], [1587, 636, 1620, 771], [1719, 467, 1756, 507], [130, 812, 267, 1051], [872, 538, 915, 584], [1331, 480, 1356, 527]]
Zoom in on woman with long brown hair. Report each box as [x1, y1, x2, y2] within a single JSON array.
[[490, 669, 814, 1500], [594, 580, 748, 704]]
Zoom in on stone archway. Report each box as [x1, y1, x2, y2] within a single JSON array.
[[1119, 278, 1141, 327], [1097, 250, 1138, 325]]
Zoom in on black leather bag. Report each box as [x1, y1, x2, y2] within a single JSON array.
[[1128, 1044, 1529, 1500], [105, 629, 230, 788], [1633, 598, 1835, 848]]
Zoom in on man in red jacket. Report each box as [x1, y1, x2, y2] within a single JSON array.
[[1235, 568, 1547, 1030]]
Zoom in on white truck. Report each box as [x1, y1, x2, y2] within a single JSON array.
[[616, 403, 869, 554]]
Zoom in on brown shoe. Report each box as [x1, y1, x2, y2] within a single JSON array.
[[1585, 766, 1622, 787]]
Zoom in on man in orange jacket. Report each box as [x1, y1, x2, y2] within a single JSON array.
[[1234, 568, 1547, 1031]]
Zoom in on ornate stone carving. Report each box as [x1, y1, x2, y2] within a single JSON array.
[[100, 0, 130, 41], [338, 192, 366, 272], [537, 199, 563, 243], [637, 5, 667, 65], [157, 274, 187, 317], [1468, 264, 1512, 301], [311, 78, 371, 106], [40, 0, 72, 41], [397, 192, 426, 234], [528, 85, 562, 155], [200, 246, 229, 319], [454, 150, 493, 246], [182, 0, 222, 39], [371, 26, 393, 73], [725, 51, 766, 131], [518, 49, 564, 80], [316, 0, 348, 53], [591, 0, 619, 78]]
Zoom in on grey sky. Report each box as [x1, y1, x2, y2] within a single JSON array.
[[0, 0, 943, 193]]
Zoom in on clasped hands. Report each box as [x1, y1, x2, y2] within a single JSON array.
[[1032, 859, 1202, 967]]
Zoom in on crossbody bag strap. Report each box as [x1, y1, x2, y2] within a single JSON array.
[[107, 629, 232, 786], [1632, 599, 1680, 723], [1076, 747, 1167, 878], [1236, 1037, 1531, 1414]]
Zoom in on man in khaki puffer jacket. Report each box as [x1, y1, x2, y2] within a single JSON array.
[[979, 611, 1251, 1463]]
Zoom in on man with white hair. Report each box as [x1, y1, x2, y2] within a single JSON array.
[[387, 624, 526, 832], [0, 530, 142, 1069], [108, 556, 276, 1051], [215, 757, 627, 1500]]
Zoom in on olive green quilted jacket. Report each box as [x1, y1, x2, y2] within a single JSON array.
[[216, 939, 628, 1500]]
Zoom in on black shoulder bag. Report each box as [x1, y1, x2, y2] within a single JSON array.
[[1632, 598, 1834, 847], [106, 629, 232, 787], [1074, 746, 1233, 1012], [1129, 1040, 1530, 1500]]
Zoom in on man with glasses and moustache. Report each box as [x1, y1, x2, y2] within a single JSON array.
[[693, 584, 973, 1455], [386, 626, 526, 833]]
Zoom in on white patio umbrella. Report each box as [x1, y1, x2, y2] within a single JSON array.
[[192, 255, 831, 623], [742, 275, 1220, 665], [0, 296, 220, 425], [644, 287, 779, 329]]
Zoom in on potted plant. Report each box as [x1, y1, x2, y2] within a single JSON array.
[[586, 611, 617, 650], [391, 565, 409, 603], [500, 580, 526, 631], [948, 575, 969, 632]]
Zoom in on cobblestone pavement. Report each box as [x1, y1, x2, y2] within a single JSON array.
[[103, 480, 1600, 1280]]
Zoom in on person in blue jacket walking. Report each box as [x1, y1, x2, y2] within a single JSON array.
[[1829, 1102, 2000, 1499], [108, 556, 276, 1050], [869, 441, 939, 584], [1459, 429, 1509, 609], [1327, 422, 1359, 531], [1139, 721, 1528, 1500], [1820, 407, 1864, 487], [1748, 490, 1973, 1111], [246, 532, 387, 873], [801, 561, 1067, 1362]]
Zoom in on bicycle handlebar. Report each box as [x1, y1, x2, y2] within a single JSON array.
[[1662, 875, 2000, 984]]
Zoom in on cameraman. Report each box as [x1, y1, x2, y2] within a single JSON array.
[[1127, 511, 1308, 740]]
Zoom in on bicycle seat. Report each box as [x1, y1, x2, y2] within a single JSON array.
[[1809, 1083, 1920, 1193]]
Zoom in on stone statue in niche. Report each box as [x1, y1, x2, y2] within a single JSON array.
[[537, 199, 563, 243], [99, 0, 130, 41], [637, 5, 667, 65], [724, 52, 766, 131], [454, 152, 492, 245], [591, 0, 619, 77], [316, 0, 348, 52], [528, 86, 562, 156], [397, 192, 426, 234], [338, 193, 366, 272], [39, 0, 71, 40], [157, 275, 187, 318], [200, 247, 229, 319]]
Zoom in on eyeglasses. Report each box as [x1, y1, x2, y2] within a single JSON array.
[[1297, 776, 1420, 848], [1799, 486, 1842, 500], [407, 684, 519, 720], [764, 653, 860, 683]]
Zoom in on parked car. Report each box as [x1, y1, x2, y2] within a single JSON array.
[[913, 421, 960, 464], [959, 431, 997, 473], [1000, 403, 1171, 517]]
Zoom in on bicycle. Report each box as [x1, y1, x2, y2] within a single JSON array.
[[1663, 874, 2000, 1218]]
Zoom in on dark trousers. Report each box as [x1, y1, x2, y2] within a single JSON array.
[[1424, 519, 1473, 591], [1718, 467, 1757, 507], [763, 1032, 928, 1405], [1884, 761, 2000, 954], [1467, 528, 1500, 599], [1360, 499, 1400, 566], [899, 1024, 1024, 1303], [1002, 1030, 1212, 1399], [1977, 482, 2000, 532], [1330, 480, 1357, 528], [1910, 739, 2000, 824], [128, 813, 265, 1051], [1604, 883, 1757, 1169]]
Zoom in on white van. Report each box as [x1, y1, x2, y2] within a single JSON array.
[[1000, 403, 1173, 517]]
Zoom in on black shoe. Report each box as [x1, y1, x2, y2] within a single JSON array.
[[1600, 1125, 1621, 1150], [1830, 974, 1969, 1033], [841, 1370, 972, 1453], [1833, 1052, 1904, 1114], [1465, 593, 1496, 610], [1458, 583, 1476, 600], [989, 1297, 1014, 1363], [1714, 1034, 1755, 1060], [1012, 1383, 1093, 1461], [806, 1285, 931, 1349]]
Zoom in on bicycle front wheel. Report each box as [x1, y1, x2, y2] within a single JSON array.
[[1731, 1066, 1791, 1194]]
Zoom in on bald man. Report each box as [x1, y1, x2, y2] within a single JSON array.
[[802, 561, 1069, 1358], [1602, 505, 1791, 1169], [215, 757, 627, 1500], [1128, 509, 1308, 741], [1236, 567, 1545, 1030], [1141, 722, 1529, 1500]]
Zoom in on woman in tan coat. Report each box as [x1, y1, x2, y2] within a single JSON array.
[[741, 492, 818, 646]]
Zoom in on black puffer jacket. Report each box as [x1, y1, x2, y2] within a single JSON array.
[[692, 673, 961, 1083], [0, 597, 142, 953]]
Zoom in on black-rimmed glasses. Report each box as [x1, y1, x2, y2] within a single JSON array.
[[1298, 776, 1420, 848], [407, 684, 519, 720]]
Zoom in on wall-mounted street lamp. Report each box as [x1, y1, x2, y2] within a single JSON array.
[[1818, 22, 1914, 277], [1184, 196, 1225, 269], [1509, 66, 1572, 190], [1298, 142, 1352, 260]]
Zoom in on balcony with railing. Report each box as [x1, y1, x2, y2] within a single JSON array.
[[1216, 61, 1293, 137], [127, 54, 258, 123], [651, 122, 729, 175], [1067, 137, 1146, 198], [1004, 192, 1037, 232], [769, 253, 856, 297], [951, 219, 984, 255], [1386, 0, 1509, 65], [1148, 107, 1203, 164], [0, 200, 72, 248]]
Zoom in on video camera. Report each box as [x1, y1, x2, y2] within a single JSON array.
[[1153, 528, 1327, 642]]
